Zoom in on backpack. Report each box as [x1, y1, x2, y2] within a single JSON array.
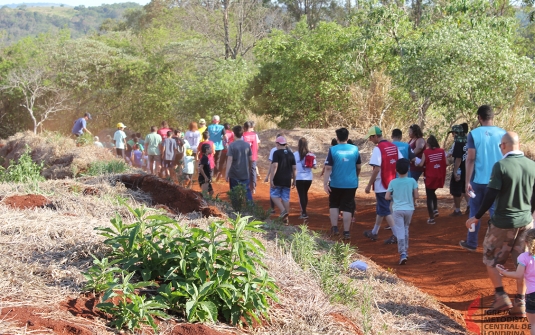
[[304, 152, 316, 168]]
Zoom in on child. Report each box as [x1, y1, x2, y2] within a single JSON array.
[[131, 144, 143, 168], [182, 149, 195, 188], [198, 143, 214, 196], [417, 135, 446, 224], [385, 159, 419, 265], [496, 228, 535, 325]]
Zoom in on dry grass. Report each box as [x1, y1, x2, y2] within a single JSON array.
[[0, 177, 465, 334], [0, 131, 118, 179]]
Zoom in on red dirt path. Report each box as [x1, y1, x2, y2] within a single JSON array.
[[207, 179, 530, 335]]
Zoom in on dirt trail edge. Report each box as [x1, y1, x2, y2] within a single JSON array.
[[117, 174, 224, 218], [207, 179, 531, 335]]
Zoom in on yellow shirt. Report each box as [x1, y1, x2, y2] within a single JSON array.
[[198, 126, 207, 135]]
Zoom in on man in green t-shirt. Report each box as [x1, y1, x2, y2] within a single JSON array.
[[144, 126, 163, 175], [466, 131, 535, 316]]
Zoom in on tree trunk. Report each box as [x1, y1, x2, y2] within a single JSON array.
[[223, 0, 231, 60]]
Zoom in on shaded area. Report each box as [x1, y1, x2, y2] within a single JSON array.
[[116, 174, 224, 218]]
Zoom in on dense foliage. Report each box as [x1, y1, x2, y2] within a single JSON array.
[[1, 0, 535, 139], [85, 207, 278, 331]]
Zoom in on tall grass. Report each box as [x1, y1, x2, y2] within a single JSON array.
[[286, 226, 358, 306], [85, 160, 128, 176]]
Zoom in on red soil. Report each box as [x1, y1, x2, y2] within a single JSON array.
[[207, 180, 530, 335], [1, 194, 50, 209], [118, 174, 224, 218], [0, 306, 93, 335]]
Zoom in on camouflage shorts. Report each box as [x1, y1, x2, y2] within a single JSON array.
[[482, 221, 533, 267]]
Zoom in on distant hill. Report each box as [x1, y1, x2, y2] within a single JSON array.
[[2, 3, 71, 8], [0, 2, 141, 43]]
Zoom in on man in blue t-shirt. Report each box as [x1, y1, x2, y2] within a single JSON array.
[[207, 115, 225, 179], [460, 105, 506, 252], [323, 127, 361, 240], [71, 113, 92, 137]]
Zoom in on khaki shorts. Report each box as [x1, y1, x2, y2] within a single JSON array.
[[482, 221, 533, 267], [148, 154, 161, 162]]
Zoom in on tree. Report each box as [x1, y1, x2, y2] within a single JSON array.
[[397, 14, 535, 131], [166, 0, 284, 60], [2, 67, 70, 134]]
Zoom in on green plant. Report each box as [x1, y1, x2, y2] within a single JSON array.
[[227, 183, 247, 213], [92, 206, 278, 327], [85, 160, 128, 176], [76, 132, 93, 146], [82, 255, 122, 293], [226, 185, 270, 220], [287, 226, 358, 305], [359, 283, 373, 334], [0, 145, 45, 183], [97, 272, 168, 332]]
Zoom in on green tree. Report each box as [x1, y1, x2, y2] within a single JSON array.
[[397, 14, 535, 129]]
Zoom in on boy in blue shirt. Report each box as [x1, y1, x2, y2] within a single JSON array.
[[385, 159, 419, 265]]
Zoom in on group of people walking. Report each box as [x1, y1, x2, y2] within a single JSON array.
[[73, 106, 535, 328]]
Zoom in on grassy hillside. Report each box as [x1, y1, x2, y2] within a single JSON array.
[[0, 3, 141, 43]]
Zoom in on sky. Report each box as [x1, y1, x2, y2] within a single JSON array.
[[1, 0, 150, 6]]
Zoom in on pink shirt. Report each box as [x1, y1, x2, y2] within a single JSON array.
[[518, 252, 535, 294]]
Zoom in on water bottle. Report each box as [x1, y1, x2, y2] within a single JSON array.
[[456, 168, 461, 176]]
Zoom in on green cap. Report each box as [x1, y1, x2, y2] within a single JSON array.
[[367, 126, 382, 138]]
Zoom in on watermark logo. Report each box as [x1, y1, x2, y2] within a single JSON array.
[[465, 295, 531, 335]]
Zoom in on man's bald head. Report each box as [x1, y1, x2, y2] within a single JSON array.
[[501, 131, 520, 152]]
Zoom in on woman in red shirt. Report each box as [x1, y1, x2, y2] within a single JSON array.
[[418, 135, 446, 224]]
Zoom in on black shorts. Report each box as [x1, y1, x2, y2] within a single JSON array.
[[163, 160, 174, 168], [449, 171, 465, 197], [115, 148, 124, 157], [198, 176, 213, 192], [329, 187, 357, 212], [527, 292, 535, 314]]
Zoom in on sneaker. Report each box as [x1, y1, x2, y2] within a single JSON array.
[[427, 218, 436, 224], [343, 232, 350, 240], [510, 298, 526, 317], [433, 210, 439, 217], [331, 226, 339, 236], [465, 206, 470, 215], [279, 211, 288, 220], [298, 214, 309, 219], [385, 226, 392, 230], [363, 230, 377, 241], [399, 254, 407, 265], [384, 235, 397, 245], [459, 240, 476, 252], [448, 210, 463, 217], [489, 293, 513, 311], [270, 208, 276, 214]]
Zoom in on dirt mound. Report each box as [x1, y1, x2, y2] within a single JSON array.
[[0, 306, 93, 335], [1, 194, 51, 209], [117, 174, 224, 218], [0, 131, 116, 179], [60, 294, 107, 320], [60, 294, 233, 335]]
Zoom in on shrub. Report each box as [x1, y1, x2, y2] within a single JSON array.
[[85, 160, 128, 176], [0, 145, 45, 183], [227, 184, 270, 220], [86, 206, 278, 331]]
